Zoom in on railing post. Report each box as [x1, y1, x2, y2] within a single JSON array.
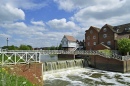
[[15, 52, 17, 65], [2, 52, 4, 66], [38, 52, 41, 63]]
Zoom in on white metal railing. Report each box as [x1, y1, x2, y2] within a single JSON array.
[[0, 52, 40, 65], [1, 50, 130, 62]]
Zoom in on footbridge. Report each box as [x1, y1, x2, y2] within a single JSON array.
[[0, 50, 129, 65]]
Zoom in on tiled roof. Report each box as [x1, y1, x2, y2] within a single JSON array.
[[91, 26, 100, 32], [85, 26, 100, 32], [103, 24, 116, 32], [64, 35, 76, 42], [113, 23, 130, 34]]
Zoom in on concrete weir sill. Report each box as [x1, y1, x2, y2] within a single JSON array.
[[9, 63, 43, 86]]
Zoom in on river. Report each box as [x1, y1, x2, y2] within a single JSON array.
[[43, 67, 130, 86], [40, 55, 130, 86]]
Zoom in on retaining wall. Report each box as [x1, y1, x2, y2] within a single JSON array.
[[89, 55, 130, 73], [9, 63, 43, 86]]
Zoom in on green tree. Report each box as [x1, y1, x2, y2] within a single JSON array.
[[117, 38, 130, 55], [8, 45, 18, 50], [27, 45, 33, 50], [58, 44, 62, 50], [19, 44, 30, 50]]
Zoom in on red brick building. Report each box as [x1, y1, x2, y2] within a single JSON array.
[[85, 23, 130, 50], [85, 26, 100, 50]]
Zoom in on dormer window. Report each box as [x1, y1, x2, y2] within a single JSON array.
[[90, 30, 93, 34], [103, 28, 107, 32], [103, 34, 107, 38]]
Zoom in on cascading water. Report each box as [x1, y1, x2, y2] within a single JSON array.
[[43, 59, 85, 72]]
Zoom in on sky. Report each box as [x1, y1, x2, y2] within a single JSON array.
[[0, 0, 130, 48]]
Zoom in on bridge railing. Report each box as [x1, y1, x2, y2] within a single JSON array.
[[0, 52, 40, 65], [3, 50, 130, 61]]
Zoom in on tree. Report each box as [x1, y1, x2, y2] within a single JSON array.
[[8, 45, 18, 50], [58, 44, 62, 50], [19, 44, 30, 50], [27, 45, 33, 50], [117, 38, 130, 55]]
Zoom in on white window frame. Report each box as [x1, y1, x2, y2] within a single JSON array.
[[88, 42, 90, 46], [93, 36, 96, 39], [93, 42, 96, 45], [103, 34, 107, 38], [87, 36, 90, 40], [107, 41, 111, 45], [90, 30, 93, 34], [103, 28, 107, 32]]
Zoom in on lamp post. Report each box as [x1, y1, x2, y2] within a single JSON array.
[[7, 38, 8, 50]]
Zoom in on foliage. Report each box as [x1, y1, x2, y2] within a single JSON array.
[[0, 67, 35, 86], [98, 49, 112, 56], [19, 44, 33, 50], [58, 44, 62, 50], [117, 38, 130, 54], [2, 45, 18, 50], [2, 44, 33, 50]]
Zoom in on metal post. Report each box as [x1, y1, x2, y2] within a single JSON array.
[[7, 38, 8, 51]]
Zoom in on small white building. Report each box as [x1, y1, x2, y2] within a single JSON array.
[[61, 35, 78, 51]]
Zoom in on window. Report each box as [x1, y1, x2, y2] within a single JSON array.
[[90, 30, 93, 34], [88, 42, 90, 46], [103, 34, 107, 38], [87, 36, 90, 40], [93, 36, 96, 39], [107, 41, 111, 45], [103, 28, 107, 32], [93, 42, 96, 45]]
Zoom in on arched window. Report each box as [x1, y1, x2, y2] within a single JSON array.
[[93, 36, 96, 39], [93, 42, 96, 45], [107, 41, 111, 45], [87, 36, 90, 40], [103, 34, 107, 38]]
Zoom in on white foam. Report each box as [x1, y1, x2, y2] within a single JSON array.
[[43, 67, 130, 86]]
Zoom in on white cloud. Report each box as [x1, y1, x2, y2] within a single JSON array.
[[31, 20, 45, 26], [0, 33, 11, 38], [0, 3, 25, 23], [47, 18, 76, 29]]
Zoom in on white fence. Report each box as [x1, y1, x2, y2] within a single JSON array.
[[0, 52, 40, 65]]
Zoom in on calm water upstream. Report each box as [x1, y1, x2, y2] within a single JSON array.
[[43, 67, 130, 86]]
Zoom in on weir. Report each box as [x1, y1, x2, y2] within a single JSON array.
[[43, 59, 86, 72]]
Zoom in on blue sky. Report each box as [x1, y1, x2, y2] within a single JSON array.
[[0, 0, 129, 48]]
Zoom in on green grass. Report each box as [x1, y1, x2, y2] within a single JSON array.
[[98, 49, 112, 56], [0, 67, 35, 86]]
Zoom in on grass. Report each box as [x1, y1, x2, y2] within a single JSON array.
[[0, 66, 35, 86]]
